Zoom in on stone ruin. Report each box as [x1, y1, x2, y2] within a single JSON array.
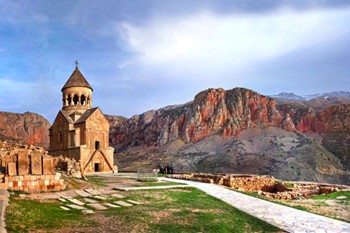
[[55, 155, 82, 179], [169, 173, 349, 200], [0, 141, 66, 192]]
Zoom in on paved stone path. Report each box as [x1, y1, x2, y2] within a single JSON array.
[[0, 190, 9, 233], [161, 178, 350, 233]]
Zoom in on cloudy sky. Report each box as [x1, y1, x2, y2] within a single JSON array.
[[1, 0, 350, 122]]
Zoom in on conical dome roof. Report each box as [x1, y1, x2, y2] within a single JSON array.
[[61, 67, 93, 91]]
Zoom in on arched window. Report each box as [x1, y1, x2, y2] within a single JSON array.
[[73, 94, 79, 105], [67, 95, 72, 106], [81, 94, 86, 106]]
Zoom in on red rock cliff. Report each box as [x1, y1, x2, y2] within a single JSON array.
[[0, 111, 50, 148], [111, 88, 295, 150], [296, 105, 350, 133]]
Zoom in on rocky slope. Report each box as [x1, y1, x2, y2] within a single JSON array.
[[277, 104, 350, 169], [112, 88, 295, 149], [111, 88, 350, 184], [0, 111, 50, 148]]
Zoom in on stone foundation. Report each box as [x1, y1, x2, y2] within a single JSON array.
[[170, 173, 283, 192], [0, 140, 66, 192], [169, 173, 349, 200], [0, 173, 65, 192]]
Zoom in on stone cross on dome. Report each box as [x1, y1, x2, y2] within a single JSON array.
[[75, 59, 79, 68]]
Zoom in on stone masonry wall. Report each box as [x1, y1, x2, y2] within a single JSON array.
[[169, 173, 349, 200], [170, 173, 280, 192], [0, 140, 66, 192], [0, 173, 65, 192]]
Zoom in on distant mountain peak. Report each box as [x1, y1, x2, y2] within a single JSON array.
[[302, 91, 350, 101], [270, 91, 350, 102], [270, 92, 304, 101]]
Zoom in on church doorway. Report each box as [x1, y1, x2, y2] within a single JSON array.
[[94, 163, 100, 172]]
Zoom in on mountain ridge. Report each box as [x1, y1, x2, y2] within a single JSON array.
[[109, 87, 350, 184], [270, 91, 350, 101]]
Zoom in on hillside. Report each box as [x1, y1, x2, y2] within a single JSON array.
[[0, 111, 50, 148], [111, 88, 350, 184]]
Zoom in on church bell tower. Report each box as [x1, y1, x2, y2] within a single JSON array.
[[61, 60, 93, 117]]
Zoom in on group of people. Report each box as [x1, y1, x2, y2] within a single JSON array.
[[158, 164, 174, 174]]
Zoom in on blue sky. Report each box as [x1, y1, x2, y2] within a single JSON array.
[[0, 0, 350, 123]]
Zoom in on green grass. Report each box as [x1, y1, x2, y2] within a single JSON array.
[[6, 177, 283, 232], [131, 180, 186, 187], [311, 191, 350, 201], [86, 176, 109, 186], [104, 187, 282, 233], [6, 197, 95, 232]]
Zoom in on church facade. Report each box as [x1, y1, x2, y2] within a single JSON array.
[[49, 65, 116, 174]]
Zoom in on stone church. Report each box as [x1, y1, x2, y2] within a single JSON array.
[[49, 64, 116, 174]]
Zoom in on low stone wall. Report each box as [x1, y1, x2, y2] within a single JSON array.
[[169, 173, 348, 200], [170, 173, 284, 192], [260, 184, 342, 200], [0, 173, 65, 192]]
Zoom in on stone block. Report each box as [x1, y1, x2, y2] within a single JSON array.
[[55, 174, 61, 180], [17, 150, 29, 176], [114, 201, 133, 207], [30, 151, 42, 175], [87, 203, 108, 210], [43, 157, 55, 175], [7, 162, 17, 176], [60, 206, 70, 211]]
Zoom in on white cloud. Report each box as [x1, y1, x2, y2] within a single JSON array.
[[117, 8, 350, 71]]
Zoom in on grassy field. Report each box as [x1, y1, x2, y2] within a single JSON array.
[[5, 176, 283, 233], [6, 196, 95, 232]]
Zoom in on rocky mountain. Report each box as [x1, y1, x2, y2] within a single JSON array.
[[110, 88, 350, 184], [271, 91, 350, 101], [271, 91, 350, 111], [111, 88, 295, 149], [105, 115, 128, 128], [0, 111, 50, 148], [270, 92, 304, 101], [282, 104, 350, 170]]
